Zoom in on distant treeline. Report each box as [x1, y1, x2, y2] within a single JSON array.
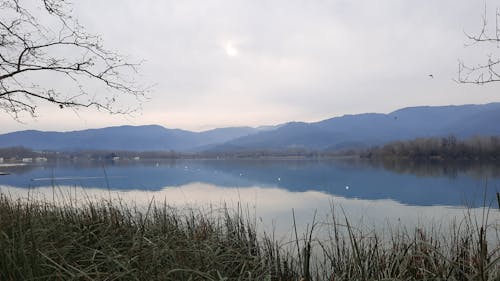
[[199, 148, 324, 159], [0, 147, 56, 159], [0, 147, 179, 161], [67, 148, 324, 160], [0, 146, 329, 161], [67, 150, 181, 160], [361, 136, 500, 161], [2, 135, 500, 161]]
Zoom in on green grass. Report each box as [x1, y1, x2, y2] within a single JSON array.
[[0, 193, 498, 280]]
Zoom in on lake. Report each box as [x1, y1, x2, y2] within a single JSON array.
[[1, 159, 499, 236]]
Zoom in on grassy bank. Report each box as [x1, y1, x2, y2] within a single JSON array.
[[0, 193, 499, 280]]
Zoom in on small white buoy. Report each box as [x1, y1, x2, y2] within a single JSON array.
[[155, 163, 159, 167], [345, 185, 349, 190], [278, 177, 281, 181], [239, 173, 243, 176]]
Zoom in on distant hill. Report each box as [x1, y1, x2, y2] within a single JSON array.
[[213, 103, 500, 151], [0, 125, 261, 151], [1, 103, 500, 152]]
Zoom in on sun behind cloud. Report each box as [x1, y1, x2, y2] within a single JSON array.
[[225, 41, 238, 57]]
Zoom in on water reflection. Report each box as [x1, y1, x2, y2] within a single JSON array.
[[1, 183, 498, 239], [0, 159, 499, 207], [363, 158, 500, 179]]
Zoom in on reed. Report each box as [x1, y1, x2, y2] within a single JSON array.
[[0, 193, 498, 280]]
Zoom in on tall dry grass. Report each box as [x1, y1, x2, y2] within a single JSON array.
[[0, 193, 498, 280]]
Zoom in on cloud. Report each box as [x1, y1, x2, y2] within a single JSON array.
[[1, 0, 498, 132]]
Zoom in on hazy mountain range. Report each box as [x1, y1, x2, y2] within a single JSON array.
[[1, 103, 500, 152]]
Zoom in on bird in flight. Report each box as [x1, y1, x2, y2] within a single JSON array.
[[429, 74, 434, 78]]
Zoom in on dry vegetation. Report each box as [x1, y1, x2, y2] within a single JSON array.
[[0, 193, 499, 280]]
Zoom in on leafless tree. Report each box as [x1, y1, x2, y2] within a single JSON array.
[[459, 7, 500, 85], [0, 0, 147, 119]]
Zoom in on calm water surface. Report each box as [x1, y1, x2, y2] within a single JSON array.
[[1, 159, 499, 206], [1, 159, 499, 235]]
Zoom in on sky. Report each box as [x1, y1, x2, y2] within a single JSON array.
[[1, 0, 500, 133]]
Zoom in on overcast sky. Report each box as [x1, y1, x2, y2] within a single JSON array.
[[2, 0, 500, 133]]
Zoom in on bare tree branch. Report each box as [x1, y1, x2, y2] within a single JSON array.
[[0, 0, 148, 119], [459, 6, 500, 85]]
